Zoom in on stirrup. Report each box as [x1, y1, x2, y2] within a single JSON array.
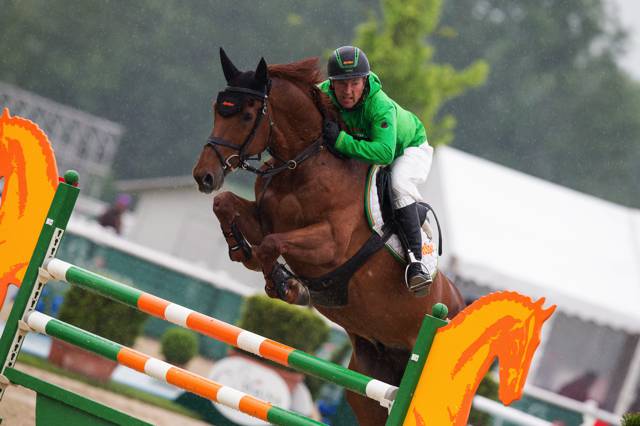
[[405, 262, 432, 297]]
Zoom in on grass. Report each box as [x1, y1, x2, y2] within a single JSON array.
[[16, 352, 202, 420]]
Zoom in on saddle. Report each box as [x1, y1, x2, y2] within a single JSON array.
[[272, 166, 442, 307], [366, 166, 442, 267]]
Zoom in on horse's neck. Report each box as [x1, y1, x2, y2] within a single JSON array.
[[268, 80, 323, 161]]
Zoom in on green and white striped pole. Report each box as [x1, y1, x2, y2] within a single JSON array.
[[44, 258, 398, 407], [26, 311, 325, 426]]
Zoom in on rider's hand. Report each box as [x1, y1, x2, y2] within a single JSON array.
[[323, 119, 341, 147]]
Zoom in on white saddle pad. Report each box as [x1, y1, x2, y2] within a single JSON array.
[[364, 166, 438, 279]]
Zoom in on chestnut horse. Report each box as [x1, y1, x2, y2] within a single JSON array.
[[193, 50, 465, 425]]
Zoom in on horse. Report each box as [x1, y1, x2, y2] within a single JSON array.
[[193, 49, 465, 425]]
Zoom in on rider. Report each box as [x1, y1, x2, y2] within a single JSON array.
[[319, 45, 434, 294]]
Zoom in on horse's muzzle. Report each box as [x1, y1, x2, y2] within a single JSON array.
[[193, 147, 226, 193], [193, 166, 225, 194]]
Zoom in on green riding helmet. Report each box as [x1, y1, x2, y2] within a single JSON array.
[[328, 46, 370, 80]]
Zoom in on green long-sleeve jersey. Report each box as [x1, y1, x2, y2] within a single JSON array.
[[318, 72, 427, 165]]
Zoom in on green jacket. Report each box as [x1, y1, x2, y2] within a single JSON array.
[[318, 72, 427, 165]]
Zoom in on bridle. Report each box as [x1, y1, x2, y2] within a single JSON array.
[[205, 82, 274, 174], [205, 79, 327, 178]]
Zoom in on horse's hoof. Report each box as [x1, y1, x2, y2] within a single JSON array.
[[264, 282, 278, 299]]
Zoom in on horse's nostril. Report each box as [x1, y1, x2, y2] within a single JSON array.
[[203, 173, 214, 188]]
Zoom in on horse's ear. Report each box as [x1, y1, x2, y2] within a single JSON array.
[[220, 47, 240, 83], [255, 57, 268, 87]]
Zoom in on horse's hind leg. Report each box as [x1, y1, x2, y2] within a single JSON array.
[[345, 335, 410, 426], [212, 191, 263, 271]]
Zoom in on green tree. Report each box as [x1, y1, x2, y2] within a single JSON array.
[[354, 0, 488, 146], [0, 1, 369, 182], [435, 0, 640, 207]]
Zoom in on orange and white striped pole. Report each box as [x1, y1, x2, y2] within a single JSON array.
[[26, 311, 324, 426], [44, 258, 398, 406]]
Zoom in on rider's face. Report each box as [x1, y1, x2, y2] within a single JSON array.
[[332, 77, 366, 109]]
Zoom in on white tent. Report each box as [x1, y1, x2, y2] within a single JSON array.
[[423, 146, 640, 334]]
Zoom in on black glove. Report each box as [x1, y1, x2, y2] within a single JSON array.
[[323, 119, 341, 147]]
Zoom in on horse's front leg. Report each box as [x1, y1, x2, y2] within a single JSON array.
[[212, 191, 263, 271], [255, 222, 338, 304]]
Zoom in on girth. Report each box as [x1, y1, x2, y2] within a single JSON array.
[[302, 226, 394, 307], [272, 226, 394, 308]]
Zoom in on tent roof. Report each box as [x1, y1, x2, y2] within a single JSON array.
[[424, 147, 640, 333]]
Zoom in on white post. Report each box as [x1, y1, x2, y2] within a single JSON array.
[[472, 395, 553, 426], [614, 336, 640, 415], [580, 400, 598, 426]]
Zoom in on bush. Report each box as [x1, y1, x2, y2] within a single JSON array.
[[58, 282, 147, 347], [238, 295, 329, 354], [161, 327, 199, 366], [237, 296, 330, 398], [623, 412, 640, 426]]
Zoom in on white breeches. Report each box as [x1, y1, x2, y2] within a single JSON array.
[[390, 142, 433, 209]]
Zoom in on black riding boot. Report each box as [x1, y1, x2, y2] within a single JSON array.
[[394, 202, 432, 296]]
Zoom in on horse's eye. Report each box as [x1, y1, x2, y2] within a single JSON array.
[[243, 112, 253, 122]]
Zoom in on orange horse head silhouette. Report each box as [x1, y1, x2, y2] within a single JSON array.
[[0, 108, 58, 307], [406, 291, 556, 426]]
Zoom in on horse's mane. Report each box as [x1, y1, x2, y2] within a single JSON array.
[[268, 58, 339, 121], [268, 57, 323, 86]]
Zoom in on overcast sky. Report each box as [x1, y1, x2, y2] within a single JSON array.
[[611, 0, 640, 79]]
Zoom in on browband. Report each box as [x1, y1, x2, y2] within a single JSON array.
[[225, 85, 268, 98]]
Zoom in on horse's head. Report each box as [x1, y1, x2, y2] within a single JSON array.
[[193, 48, 272, 193], [496, 298, 556, 404]]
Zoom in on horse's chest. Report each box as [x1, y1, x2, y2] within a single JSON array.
[[261, 192, 307, 232]]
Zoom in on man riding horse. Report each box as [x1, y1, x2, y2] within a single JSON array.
[[193, 48, 465, 425], [320, 46, 434, 294]]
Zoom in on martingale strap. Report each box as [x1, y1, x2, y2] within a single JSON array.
[[274, 226, 395, 307]]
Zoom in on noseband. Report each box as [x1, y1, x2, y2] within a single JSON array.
[[206, 82, 273, 174], [205, 80, 328, 178]]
